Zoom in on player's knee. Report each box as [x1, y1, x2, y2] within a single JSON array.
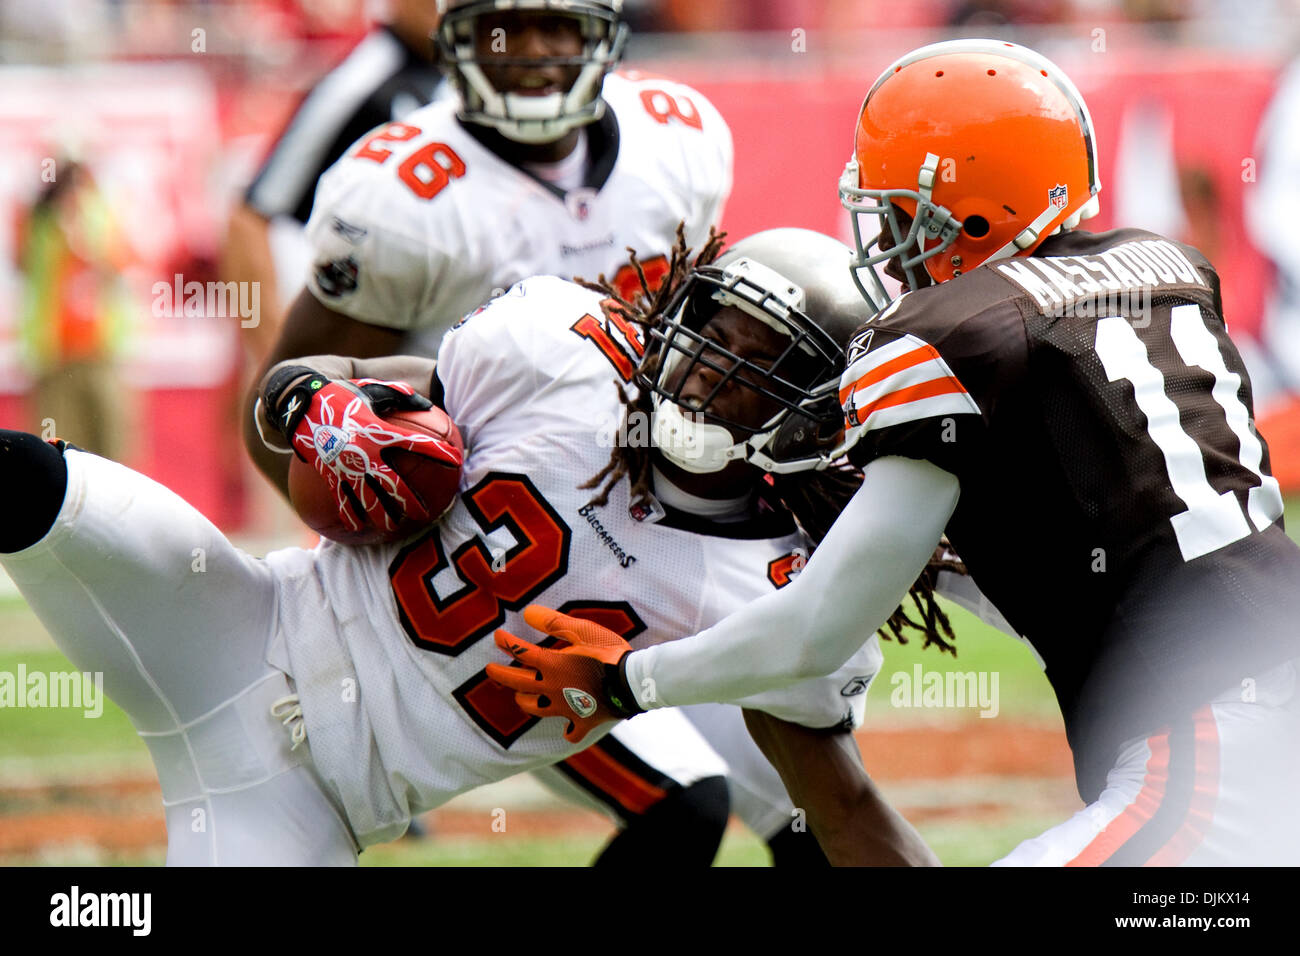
[[0, 430, 69, 553], [593, 775, 730, 868]]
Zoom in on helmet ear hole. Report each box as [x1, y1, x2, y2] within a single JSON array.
[[765, 397, 842, 464], [767, 409, 822, 462], [963, 215, 990, 238]]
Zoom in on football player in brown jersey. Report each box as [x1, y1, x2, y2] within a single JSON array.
[[492, 39, 1300, 866]]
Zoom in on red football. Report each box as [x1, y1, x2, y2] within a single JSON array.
[[288, 405, 464, 546]]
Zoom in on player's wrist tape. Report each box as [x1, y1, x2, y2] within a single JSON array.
[[604, 652, 643, 718], [262, 364, 328, 443], [253, 398, 293, 455]]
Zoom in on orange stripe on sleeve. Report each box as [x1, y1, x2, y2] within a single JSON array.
[[560, 747, 669, 816], [851, 376, 971, 425], [838, 344, 940, 406], [1067, 731, 1171, 867]]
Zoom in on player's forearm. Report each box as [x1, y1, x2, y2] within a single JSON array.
[[229, 204, 293, 496], [624, 457, 961, 709], [811, 767, 941, 867], [222, 204, 283, 359], [742, 710, 940, 866], [257, 354, 435, 390], [244, 382, 294, 498]]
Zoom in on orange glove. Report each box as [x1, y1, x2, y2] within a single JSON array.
[[486, 605, 643, 743]]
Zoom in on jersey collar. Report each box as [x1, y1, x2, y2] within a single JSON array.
[[457, 105, 621, 200]]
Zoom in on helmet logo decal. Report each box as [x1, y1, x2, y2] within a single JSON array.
[[1049, 183, 1069, 210]]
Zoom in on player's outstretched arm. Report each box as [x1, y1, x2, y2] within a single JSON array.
[[622, 455, 961, 708], [243, 288, 412, 496], [490, 457, 961, 739], [742, 709, 940, 867]]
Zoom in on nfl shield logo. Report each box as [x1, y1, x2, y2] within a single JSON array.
[[629, 497, 666, 523], [1049, 183, 1068, 210], [565, 187, 598, 221], [314, 426, 349, 466], [564, 687, 598, 718]]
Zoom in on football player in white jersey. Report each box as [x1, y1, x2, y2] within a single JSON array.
[[240, 0, 771, 865], [294, 1, 731, 357], [2, 230, 935, 866]]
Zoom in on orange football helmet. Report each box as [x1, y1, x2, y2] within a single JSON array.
[[839, 39, 1101, 311]]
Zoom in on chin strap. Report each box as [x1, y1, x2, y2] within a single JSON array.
[[650, 398, 748, 474], [650, 399, 834, 476]]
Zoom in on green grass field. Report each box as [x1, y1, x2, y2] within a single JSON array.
[[0, 593, 1078, 866], [0, 649, 143, 762], [0, 599, 1055, 762], [2, 496, 1297, 865]]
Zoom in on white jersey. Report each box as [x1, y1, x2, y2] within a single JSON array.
[[303, 72, 733, 355], [274, 276, 879, 846]]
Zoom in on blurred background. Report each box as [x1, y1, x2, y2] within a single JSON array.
[[2, 0, 1300, 523], [2, 0, 1300, 864]]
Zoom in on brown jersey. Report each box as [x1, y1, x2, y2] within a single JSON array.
[[839, 228, 1300, 800]]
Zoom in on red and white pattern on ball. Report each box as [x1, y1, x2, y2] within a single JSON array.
[[290, 380, 461, 534]]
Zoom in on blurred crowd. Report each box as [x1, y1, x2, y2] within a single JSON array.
[[2, 0, 1299, 66]]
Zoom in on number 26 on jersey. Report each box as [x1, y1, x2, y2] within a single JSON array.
[[353, 123, 467, 200]]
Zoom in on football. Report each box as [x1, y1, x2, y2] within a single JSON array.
[[288, 405, 464, 546]]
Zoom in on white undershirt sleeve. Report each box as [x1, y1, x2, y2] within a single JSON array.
[[626, 455, 962, 709], [931, 570, 1019, 638], [931, 570, 1049, 670]]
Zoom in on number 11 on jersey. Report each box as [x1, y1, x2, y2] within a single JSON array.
[[1095, 304, 1284, 562]]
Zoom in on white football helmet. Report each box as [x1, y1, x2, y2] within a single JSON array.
[[643, 229, 869, 475], [435, 0, 628, 143]]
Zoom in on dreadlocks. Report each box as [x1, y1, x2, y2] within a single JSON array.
[[577, 221, 725, 510], [578, 225, 963, 656]]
